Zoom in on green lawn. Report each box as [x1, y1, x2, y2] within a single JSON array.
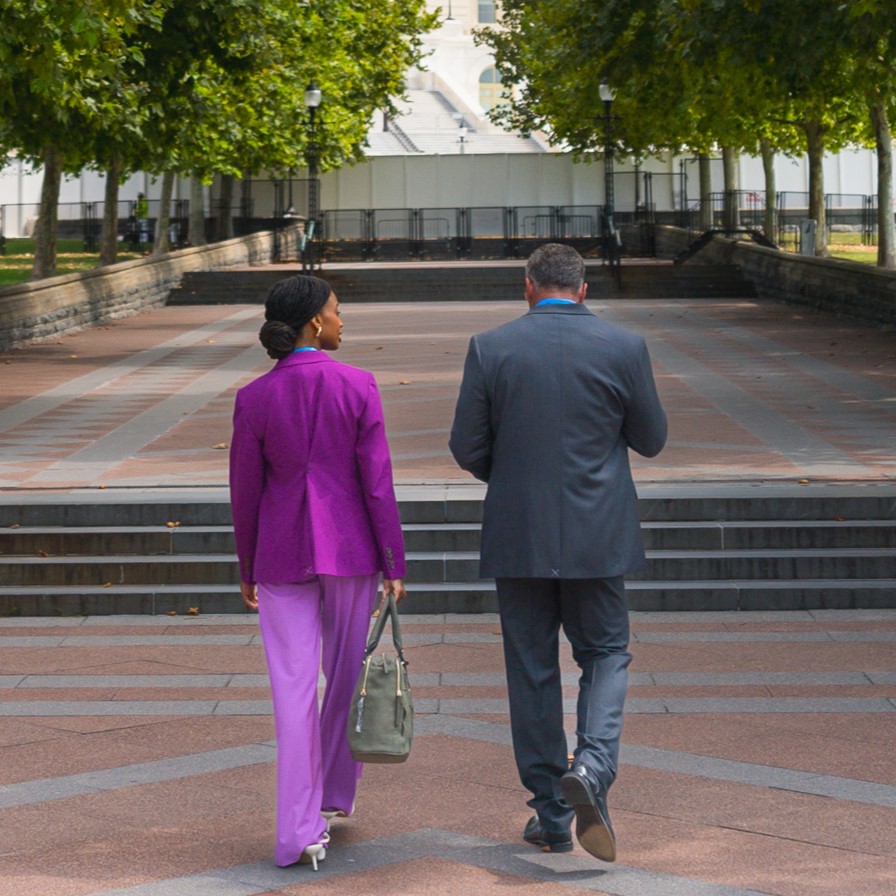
[[822, 230, 878, 264], [0, 238, 144, 287], [828, 247, 878, 264]]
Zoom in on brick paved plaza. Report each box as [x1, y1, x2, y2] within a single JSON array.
[[1, 292, 895, 489], [0, 281, 894, 895]]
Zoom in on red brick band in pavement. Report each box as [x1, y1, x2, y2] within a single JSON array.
[[0, 610, 894, 895], [0, 297, 894, 490], [1, 287, 895, 895]]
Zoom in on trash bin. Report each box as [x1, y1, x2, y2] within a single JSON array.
[[799, 219, 816, 256]]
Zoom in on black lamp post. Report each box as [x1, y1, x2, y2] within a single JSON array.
[[599, 79, 616, 235], [304, 80, 322, 268]]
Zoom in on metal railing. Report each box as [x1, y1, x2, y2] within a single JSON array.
[[4, 184, 888, 265], [0, 199, 190, 251], [319, 205, 611, 261]]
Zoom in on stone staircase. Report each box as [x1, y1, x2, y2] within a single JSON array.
[[1, 488, 893, 616], [165, 262, 756, 306]]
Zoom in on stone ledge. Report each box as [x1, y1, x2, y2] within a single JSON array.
[[0, 225, 304, 350], [655, 225, 896, 328]]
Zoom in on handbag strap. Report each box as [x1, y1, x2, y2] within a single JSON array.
[[363, 593, 406, 661]]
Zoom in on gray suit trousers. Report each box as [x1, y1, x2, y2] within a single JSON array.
[[496, 576, 631, 835]]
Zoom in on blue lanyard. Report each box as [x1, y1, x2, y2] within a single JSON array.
[[535, 298, 576, 306], [292, 347, 319, 352]]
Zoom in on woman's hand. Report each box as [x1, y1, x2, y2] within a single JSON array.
[[382, 578, 407, 602], [240, 581, 258, 611]]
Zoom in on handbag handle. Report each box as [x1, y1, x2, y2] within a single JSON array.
[[363, 592, 406, 662]]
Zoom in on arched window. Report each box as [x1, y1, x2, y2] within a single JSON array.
[[478, 0, 496, 24], [479, 66, 504, 111]]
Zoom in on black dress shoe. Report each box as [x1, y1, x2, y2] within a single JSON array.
[[560, 764, 616, 862], [523, 815, 573, 853]]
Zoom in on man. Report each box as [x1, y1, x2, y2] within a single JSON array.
[[449, 243, 667, 861]]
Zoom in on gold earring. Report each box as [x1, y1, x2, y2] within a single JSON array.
[[315, 325, 322, 337]]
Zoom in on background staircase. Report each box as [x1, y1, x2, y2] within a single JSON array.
[[165, 263, 756, 306], [1, 488, 893, 616]]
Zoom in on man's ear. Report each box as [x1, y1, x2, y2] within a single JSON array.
[[578, 282, 588, 303], [524, 277, 537, 305]]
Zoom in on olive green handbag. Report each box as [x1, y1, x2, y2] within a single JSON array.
[[347, 594, 413, 763]]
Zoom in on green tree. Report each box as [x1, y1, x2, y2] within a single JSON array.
[[841, 1, 896, 267], [693, 1, 866, 256], [0, 0, 168, 278], [0, 0, 435, 274], [132, 0, 436, 246], [482, 0, 869, 256], [482, 1, 784, 231]]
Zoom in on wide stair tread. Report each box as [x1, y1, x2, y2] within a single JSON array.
[[165, 263, 756, 305], [1, 492, 893, 615]]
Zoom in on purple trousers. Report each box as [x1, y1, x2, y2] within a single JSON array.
[[257, 575, 379, 866]]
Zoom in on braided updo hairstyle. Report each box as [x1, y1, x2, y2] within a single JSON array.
[[258, 274, 332, 359]]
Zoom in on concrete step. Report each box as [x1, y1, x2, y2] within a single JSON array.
[[641, 520, 896, 550], [4, 492, 896, 527], [0, 526, 233, 556], [3, 520, 894, 556], [165, 262, 757, 306], [1, 492, 893, 614], [2, 580, 894, 616], [3, 548, 893, 588], [624, 580, 896, 612]]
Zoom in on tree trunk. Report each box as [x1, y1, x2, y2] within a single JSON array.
[[98, 156, 121, 266], [760, 138, 778, 242], [153, 171, 176, 256], [721, 146, 739, 230], [30, 145, 64, 280], [189, 178, 206, 246], [214, 174, 235, 241], [870, 101, 896, 268], [698, 154, 713, 229], [803, 120, 828, 256]]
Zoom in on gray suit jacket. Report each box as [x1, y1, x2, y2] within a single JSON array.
[[449, 302, 667, 579]]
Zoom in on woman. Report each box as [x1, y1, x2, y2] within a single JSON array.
[[229, 274, 406, 870]]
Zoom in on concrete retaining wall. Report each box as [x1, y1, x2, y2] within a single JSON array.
[[0, 225, 304, 350], [655, 225, 896, 328]]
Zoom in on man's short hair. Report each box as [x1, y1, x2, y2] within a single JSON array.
[[526, 243, 585, 293]]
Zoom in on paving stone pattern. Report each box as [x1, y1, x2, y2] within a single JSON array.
[[0, 611, 894, 895], [1, 275, 895, 892], [1, 294, 895, 488]]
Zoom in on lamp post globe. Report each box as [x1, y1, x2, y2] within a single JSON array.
[[599, 80, 616, 224], [597, 79, 620, 279], [304, 81, 322, 117], [303, 80, 322, 269]]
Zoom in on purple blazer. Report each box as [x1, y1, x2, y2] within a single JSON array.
[[229, 351, 406, 585]]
